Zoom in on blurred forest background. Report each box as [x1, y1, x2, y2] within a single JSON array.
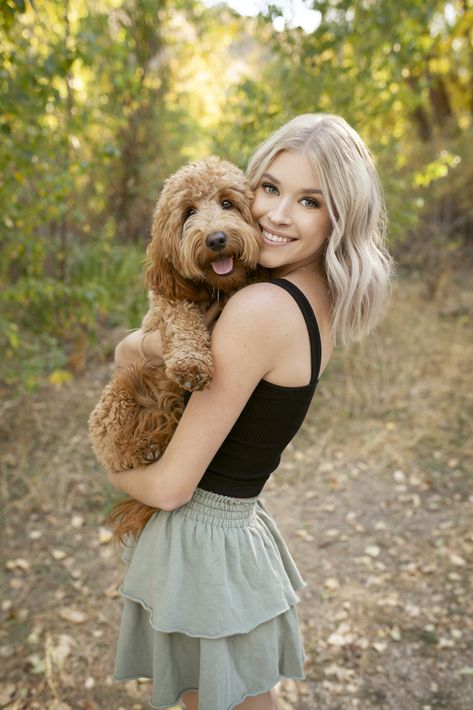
[[2, 3, 473, 708], [1, 0, 472, 392]]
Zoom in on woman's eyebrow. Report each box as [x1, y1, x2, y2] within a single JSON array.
[[261, 172, 323, 195]]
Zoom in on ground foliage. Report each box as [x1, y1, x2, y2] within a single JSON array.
[[0, 274, 472, 708], [1, 0, 472, 390]]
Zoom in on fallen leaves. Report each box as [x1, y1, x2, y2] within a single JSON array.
[[294, 528, 314, 542], [71, 514, 84, 529], [1, 282, 472, 710], [324, 577, 340, 591], [98, 526, 113, 545], [0, 683, 17, 705], [58, 607, 88, 624], [5, 558, 30, 571], [448, 553, 466, 567], [47, 634, 75, 666], [364, 545, 381, 557]]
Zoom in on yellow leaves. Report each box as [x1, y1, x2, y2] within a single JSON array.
[[430, 55, 451, 75], [98, 526, 113, 544], [413, 151, 461, 188], [48, 369, 73, 387], [6, 323, 20, 350]]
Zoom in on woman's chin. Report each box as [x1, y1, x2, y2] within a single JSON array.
[[256, 250, 286, 270]]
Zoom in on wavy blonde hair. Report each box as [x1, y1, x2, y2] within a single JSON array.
[[247, 114, 394, 346]]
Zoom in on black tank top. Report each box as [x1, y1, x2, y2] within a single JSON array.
[[184, 278, 322, 497]]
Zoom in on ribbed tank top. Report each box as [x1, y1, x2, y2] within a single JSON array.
[[184, 278, 322, 498]]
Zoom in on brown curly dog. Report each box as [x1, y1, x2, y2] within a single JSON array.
[[88, 156, 262, 544]]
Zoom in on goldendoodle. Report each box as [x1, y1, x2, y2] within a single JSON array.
[[88, 156, 262, 542]]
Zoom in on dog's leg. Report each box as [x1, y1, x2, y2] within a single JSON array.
[[143, 295, 214, 391], [89, 366, 184, 470]]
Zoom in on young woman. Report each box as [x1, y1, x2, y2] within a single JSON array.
[[108, 114, 393, 710]]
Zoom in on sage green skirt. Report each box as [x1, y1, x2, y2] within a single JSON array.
[[113, 487, 306, 709]]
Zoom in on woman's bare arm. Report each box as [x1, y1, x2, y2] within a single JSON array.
[[107, 285, 281, 510]]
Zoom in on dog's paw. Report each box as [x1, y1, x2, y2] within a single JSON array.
[[166, 355, 214, 391]]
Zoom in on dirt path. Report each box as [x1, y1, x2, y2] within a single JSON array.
[[1, 277, 472, 709]]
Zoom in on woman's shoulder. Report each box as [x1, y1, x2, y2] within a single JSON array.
[[214, 281, 295, 353], [224, 280, 297, 316], [224, 278, 330, 327], [228, 275, 334, 379]]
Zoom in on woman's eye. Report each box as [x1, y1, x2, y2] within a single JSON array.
[[261, 182, 278, 195], [221, 200, 233, 209], [185, 207, 197, 220], [301, 197, 320, 209]]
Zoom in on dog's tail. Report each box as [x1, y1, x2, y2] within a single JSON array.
[[108, 498, 158, 546]]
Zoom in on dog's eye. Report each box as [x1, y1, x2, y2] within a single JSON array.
[[185, 207, 197, 220], [221, 200, 233, 210]]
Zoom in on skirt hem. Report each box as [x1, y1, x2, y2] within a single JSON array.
[[118, 587, 304, 639], [112, 673, 306, 710]]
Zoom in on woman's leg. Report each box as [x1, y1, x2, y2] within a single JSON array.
[[182, 687, 279, 709], [234, 687, 279, 709], [181, 690, 199, 709]]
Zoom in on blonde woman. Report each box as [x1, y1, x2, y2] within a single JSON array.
[[108, 114, 393, 710]]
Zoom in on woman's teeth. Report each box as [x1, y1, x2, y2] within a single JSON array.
[[262, 229, 294, 244]]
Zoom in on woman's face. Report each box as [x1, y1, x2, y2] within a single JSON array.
[[251, 150, 332, 275]]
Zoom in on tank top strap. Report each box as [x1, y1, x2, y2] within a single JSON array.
[[269, 278, 322, 384]]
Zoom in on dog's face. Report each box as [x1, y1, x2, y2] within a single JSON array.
[[146, 157, 261, 299]]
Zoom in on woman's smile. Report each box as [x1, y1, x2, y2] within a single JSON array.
[[259, 224, 296, 245]]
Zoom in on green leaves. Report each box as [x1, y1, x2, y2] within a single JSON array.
[[1, 0, 471, 390], [0, 0, 27, 32]]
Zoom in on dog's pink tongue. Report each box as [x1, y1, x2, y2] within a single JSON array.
[[211, 256, 234, 275]]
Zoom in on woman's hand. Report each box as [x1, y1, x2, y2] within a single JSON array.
[[203, 301, 222, 332], [114, 329, 164, 369], [114, 302, 220, 370]]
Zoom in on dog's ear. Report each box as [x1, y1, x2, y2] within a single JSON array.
[[146, 226, 209, 301], [145, 186, 189, 299], [145, 237, 196, 300], [235, 186, 255, 226], [146, 178, 211, 301]]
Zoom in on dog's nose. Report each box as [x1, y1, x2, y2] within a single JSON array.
[[206, 232, 227, 251]]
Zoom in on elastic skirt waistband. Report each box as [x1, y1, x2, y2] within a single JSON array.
[[177, 487, 258, 528]]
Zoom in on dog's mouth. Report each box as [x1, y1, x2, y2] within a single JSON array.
[[210, 255, 234, 276]]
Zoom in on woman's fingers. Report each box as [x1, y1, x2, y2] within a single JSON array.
[[203, 301, 222, 330], [114, 328, 164, 368], [114, 301, 220, 370], [140, 330, 164, 366]]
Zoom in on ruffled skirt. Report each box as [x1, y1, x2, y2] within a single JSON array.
[[113, 487, 306, 709]]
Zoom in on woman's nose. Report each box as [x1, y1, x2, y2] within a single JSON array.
[[268, 200, 292, 225]]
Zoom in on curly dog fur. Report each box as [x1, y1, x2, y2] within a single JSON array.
[[88, 157, 262, 543]]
